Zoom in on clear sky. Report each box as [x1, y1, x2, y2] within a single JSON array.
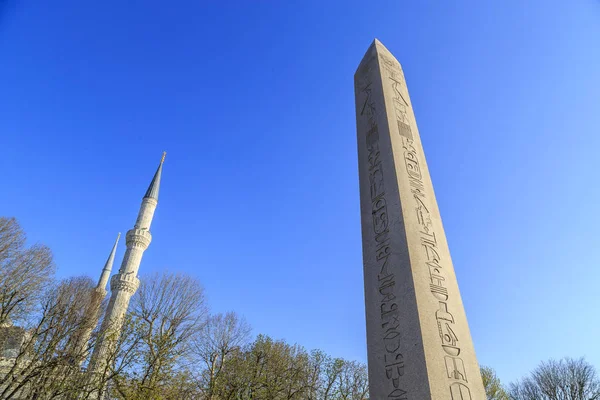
[[1, 0, 599, 386]]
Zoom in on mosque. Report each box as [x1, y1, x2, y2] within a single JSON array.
[[0, 153, 166, 394]]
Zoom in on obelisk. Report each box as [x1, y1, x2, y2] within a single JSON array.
[[354, 39, 485, 399]]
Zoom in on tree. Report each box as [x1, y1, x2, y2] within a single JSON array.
[[0, 217, 54, 326], [204, 334, 369, 400], [110, 272, 207, 399], [509, 357, 600, 400], [481, 366, 509, 400], [0, 216, 378, 399], [304, 350, 327, 400], [244, 334, 297, 399], [191, 311, 251, 399], [337, 360, 369, 400], [321, 356, 344, 400], [0, 277, 98, 399]]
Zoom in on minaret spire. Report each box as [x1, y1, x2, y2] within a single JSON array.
[[144, 151, 166, 200], [97, 233, 121, 291], [89, 154, 166, 387], [72, 233, 121, 365]]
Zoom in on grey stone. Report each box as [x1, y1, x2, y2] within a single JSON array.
[[0, 325, 26, 359], [354, 39, 486, 399]]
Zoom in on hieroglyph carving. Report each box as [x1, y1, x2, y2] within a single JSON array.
[[379, 54, 472, 399], [360, 59, 407, 400]]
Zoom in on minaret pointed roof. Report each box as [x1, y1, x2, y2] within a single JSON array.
[[97, 233, 121, 289], [144, 152, 166, 200]]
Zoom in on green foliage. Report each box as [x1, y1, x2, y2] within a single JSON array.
[[481, 366, 510, 400], [202, 334, 368, 400]]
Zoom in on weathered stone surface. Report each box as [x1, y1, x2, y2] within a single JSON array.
[[355, 39, 485, 399], [0, 325, 26, 359]]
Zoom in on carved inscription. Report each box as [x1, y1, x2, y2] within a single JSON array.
[[445, 356, 467, 382], [380, 54, 410, 127], [397, 121, 413, 140], [379, 53, 472, 399], [367, 126, 406, 399], [359, 59, 407, 399], [451, 383, 472, 400]]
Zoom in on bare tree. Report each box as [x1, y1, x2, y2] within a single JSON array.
[[84, 313, 146, 400], [510, 377, 544, 400], [110, 272, 207, 399], [0, 217, 54, 326], [0, 277, 97, 399], [0, 217, 24, 260], [191, 311, 251, 399], [509, 358, 600, 400]]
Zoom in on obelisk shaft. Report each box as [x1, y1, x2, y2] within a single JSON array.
[[355, 39, 485, 399]]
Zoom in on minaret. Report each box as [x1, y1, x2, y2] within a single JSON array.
[[89, 153, 165, 375], [72, 233, 120, 364], [96, 233, 121, 296]]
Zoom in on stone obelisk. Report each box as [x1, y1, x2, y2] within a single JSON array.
[[355, 39, 485, 399]]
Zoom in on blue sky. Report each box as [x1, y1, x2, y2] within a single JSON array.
[[1, 0, 599, 385]]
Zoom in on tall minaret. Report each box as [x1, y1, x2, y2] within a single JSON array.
[[72, 233, 120, 364], [89, 153, 165, 375]]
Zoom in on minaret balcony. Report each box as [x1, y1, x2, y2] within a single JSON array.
[[110, 273, 140, 294], [126, 229, 152, 249]]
